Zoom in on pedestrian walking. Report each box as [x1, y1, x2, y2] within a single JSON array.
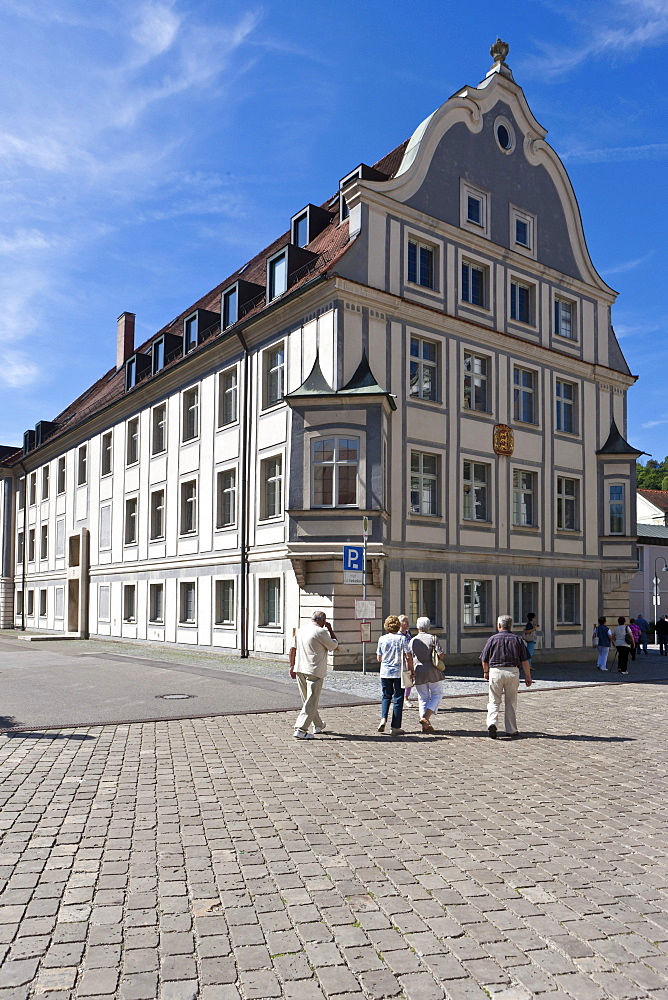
[[481, 615, 532, 739], [376, 615, 413, 736], [611, 616, 634, 675], [592, 616, 613, 671], [289, 611, 338, 739], [522, 612, 538, 667], [409, 617, 445, 733], [628, 619, 641, 661], [399, 614, 415, 708], [635, 613, 649, 654], [656, 615, 668, 656]]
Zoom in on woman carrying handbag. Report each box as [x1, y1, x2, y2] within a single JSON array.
[[611, 616, 634, 675], [409, 617, 446, 733]]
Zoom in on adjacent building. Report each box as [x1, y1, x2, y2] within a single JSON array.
[[0, 43, 641, 665]]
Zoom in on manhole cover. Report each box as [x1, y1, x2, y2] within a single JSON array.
[[156, 694, 195, 700]]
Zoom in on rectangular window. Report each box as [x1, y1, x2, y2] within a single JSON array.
[[555, 379, 576, 434], [29, 472, 36, 506], [407, 240, 434, 288], [99, 505, 112, 549], [461, 261, 485, 307], [216, 470, 236, 528], [57, 457, 66, 494], [125, 497, 138, 544], [55, 587, 64, 619], [126, 418, 139, 465], [123, 584, 136, 623], [152, 338, 165, 374], [42, 466, 50, 500], [467, 195, 482, 225], [39, 589, 47, 617], [40, 524, 48, 560], [268, 253, 287, 300], [557, 582, 580, 625], [215, 579, 235, 625], [149, 583, 164, 624], [513, 367, 536, 424], [409, 578, 441, 627], [261, 457, 283, 519], [312, 438, 359, 507], [555, 298, 574, 339], [409, 336, 438, 401], [17, 531, 24, 563], [515, 218, 529, 247], [18, 478, 25, 510], [150, 489, 165, 540], [180, 480, 197, 534], [464, 579, 490, 626], [260, 578, 281, 627], [512, 470, 536, 527], [185, 315, 198, 352], [28, 528, 35, 562], [510, 280, 532, 324], [463, 352, 489, 411], [27, 590, 34, 617], [56, 519, 65, 558], [218, 368, 238, 426], [556, 476, 578, 531], [609, 484, 625, 535], [98, 584, 110, 621], [101, 432, 113, 476], [293, 213, 308, 248], [513, 581, 538, 626], [182, 387, 199, 442], [179, 582, 196, 624], [222, 287, 238, 329], [152, 403, 167, 455], [16, 591, 23, 616], [264, 344, 285, 407], [463, 461, 489, 522], [410, 452, 439, 516]]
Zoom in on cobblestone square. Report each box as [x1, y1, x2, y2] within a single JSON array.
[[0, 681, 666, 999]]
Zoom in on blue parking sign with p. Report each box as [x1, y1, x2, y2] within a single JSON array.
[[343, 545, 364, 572]]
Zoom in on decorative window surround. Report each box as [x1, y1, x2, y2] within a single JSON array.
[[460, 180, 490, 239], [510, 205, 537, 259]]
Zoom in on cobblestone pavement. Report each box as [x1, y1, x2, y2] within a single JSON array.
[[0, 682, 667, 1000]]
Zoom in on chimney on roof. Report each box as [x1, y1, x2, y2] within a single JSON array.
[[116, 312, 135, 370]]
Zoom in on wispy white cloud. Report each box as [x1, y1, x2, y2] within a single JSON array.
[[602, 253, 654, 276], [642, 419, 668, 429], [0, 349, 40, 388], [528, 0, 668, 77], [563, 143, 668, 164]]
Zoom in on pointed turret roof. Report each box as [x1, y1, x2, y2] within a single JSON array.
[[596, 419, 644, 457]]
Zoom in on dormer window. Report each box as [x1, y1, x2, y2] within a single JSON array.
[[183, 309, 220, 353], [223, 287, 238, 329], [125, 352, 151, 391], [153, 339, 164, 374], [293, 213, 308, 248], [185, 315, 198, 353], [152, 332, 182, 374], [125, 357, 136, 390], [268, 253, 287, 301]]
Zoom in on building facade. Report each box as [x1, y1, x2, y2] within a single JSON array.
[[0, 44, 640, 665]]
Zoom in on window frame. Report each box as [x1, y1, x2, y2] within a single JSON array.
[[41, 465, 50, 500], [463, 578, 492, 627], [608, 482, 626, 536], [150, 488, 166, 541], [513, 365, 538, 425], [512, 469, 538, 528], [124, 496, 139, 545], [460, 258, 488, 310], [555, 378, 578, 435], [214, 578, 236, 626], [179, 581, 197, 625], [57, 456, 66, 495], [263, 343, 285, 409], [39, 588, 47, 618], [556, 581, 581, 626], [310, 437, 360, 509], [98, 583, 111, 622], [222, 286, 238, 329], [556, 475, 579, 532], [462, 351, 491, 413], [40, 524, 48, 561], [406, 238, 436, 290], [267, 251, 288, 301], [409, 334, 440, 403], [101, 432, 113, 477], [28, 527, 35, 563], [554, 295, 577, 341], [259, 577, 282, 628], [513, 580, 539, 626], [99, 505, 112, 551], [408, 577, 443, 628], [218, 366, 238, 427], [179, 480, 198, 536], [151, 403, 167, 455], [29, 472, 36, 506], [182, 386, 199, 443], [126, 418, 139, 466], [215, 468, 237, 529], [260, 455, 283, 521], [123, 583, 137, 623], [149, 582, 165, 624], [509, 276, 536, 327], [409, 451, 440, 517], [509, 205, 537, 259], [460, 181, 490, 239], [462, 460, 491, 523]]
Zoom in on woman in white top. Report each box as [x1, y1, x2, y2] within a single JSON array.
[[409, 617, 445, 733], [611, 616, 634, 675]]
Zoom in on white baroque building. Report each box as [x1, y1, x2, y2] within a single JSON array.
[[0, 44, 641, 666]]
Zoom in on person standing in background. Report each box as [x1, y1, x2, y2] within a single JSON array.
[[522, 612, 538, 667], [289, 611, 338, 739], [628, 619, 641, 661], [635, 613, 649, 655], [399, 614, 414, 708], [481, 615, 532, 739], [376, 615, 413, 736], [656, 615, 668, 656], [593, 616, 613, 672], [611, 616, 634, 675]]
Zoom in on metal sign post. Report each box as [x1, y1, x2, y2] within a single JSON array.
[[362, 517, 370, 674]]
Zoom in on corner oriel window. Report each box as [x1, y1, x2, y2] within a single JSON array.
[[312, 438, 359, 508], [609, 484, 625, 535], [409, 337, 438, 401], [407, 240, 434, 288]]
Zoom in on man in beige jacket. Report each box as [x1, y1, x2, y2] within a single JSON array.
[[289, 611, 338, 739]]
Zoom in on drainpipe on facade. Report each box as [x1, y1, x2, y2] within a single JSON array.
[[235, 330, 251, 658], [18, 460, 27, 632]]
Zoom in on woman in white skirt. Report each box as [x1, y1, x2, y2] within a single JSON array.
[[409, 617, 445, 732]]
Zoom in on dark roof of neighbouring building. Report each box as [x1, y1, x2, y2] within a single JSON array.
[[638, 490, 668, 514], [636, 522, 668, 542]]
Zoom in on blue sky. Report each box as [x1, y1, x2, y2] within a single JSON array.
[[0, 0, 667, 463]]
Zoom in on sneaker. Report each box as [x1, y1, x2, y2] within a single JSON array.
[[293, 729, 314, 740], [377, 718, 387, 733], [620, 670, 628, 675], [314, 724, 326, 734], [488, 724, 497, 739], [390, 728, 405, 736], [598, 666, 608, 671], [404, 699, 413, 708]]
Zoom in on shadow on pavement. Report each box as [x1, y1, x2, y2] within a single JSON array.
[[0, 715, 21, 729], [3, 731, 96, 741]]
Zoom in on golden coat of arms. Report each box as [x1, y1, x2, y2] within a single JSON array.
[[493, 424, 514, 456]]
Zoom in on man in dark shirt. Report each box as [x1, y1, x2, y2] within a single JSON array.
[[481, 615, 532, 739], [656, 616, 668, 656]]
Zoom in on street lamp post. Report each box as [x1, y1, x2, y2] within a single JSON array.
[[652, 556, 668, 629]]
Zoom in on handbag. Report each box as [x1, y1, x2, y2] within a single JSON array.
[[431, 636, 445, 671], [592, 628, 599, 648], [401, 650, 413, 689]]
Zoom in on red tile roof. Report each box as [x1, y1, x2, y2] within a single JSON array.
[[5, 139, 410, 466], [638, 489, 668, 513]]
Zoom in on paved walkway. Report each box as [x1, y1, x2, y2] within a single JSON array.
[[0, 681, 667, 999]]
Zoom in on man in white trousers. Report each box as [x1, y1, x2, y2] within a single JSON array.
[[481, 615, 532, 739], [289, 611, 338, 739]]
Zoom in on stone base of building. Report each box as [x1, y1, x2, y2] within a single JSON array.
[[0, 578, 15, 629]]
